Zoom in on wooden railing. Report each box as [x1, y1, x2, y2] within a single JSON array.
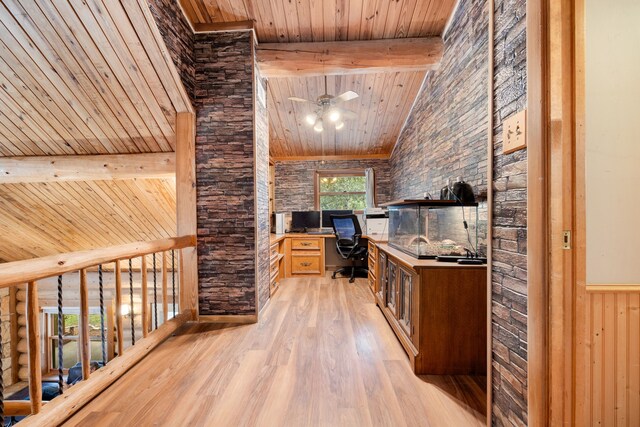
[[0, 235, 196, 426]]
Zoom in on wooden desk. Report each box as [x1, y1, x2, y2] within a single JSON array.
[[270, 233, 387, 280]]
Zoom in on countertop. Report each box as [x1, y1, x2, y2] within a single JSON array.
[[376, 243, 487, 270], [270, 233, 388, 245]]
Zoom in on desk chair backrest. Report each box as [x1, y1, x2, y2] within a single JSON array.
[[330, 214, 362, 246]]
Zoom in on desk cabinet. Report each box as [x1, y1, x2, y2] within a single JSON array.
[[285, 236, 326, 277], [367, 240, 378, 294], [374, 244, 487, 375]]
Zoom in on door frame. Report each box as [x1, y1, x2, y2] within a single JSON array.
[[527, 0, 584, 425]]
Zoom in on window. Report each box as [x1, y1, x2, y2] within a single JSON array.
[[45, 310, 106, 372], [315, 170, 368, 211]]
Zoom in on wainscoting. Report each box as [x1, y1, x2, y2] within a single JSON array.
[[584, 285, 640, 426]]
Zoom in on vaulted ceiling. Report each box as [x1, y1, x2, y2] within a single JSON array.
[[180, 0, 457, 158], [0, 0, 189, 262]]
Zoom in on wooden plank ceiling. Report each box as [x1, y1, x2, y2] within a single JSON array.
[[180, 0, 457, 158], [0, 0, 189, 262]]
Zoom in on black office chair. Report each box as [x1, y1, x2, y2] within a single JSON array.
[[330, 214, 368, 283]]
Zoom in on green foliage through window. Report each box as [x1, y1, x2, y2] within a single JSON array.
[[318, 175, 366, 210]]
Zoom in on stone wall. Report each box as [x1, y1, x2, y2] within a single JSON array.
[[194, 31, 258, 316], [491, 0, 529, 424], [389, 0, 489, 201], [146, 0, 195, 103], [255, 69, 270, 312], [274, 159, 391, 212]]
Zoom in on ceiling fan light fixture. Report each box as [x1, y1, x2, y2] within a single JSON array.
[[328, 108, 341, 122], [313, 119, 324, 132], [305, 113, 317, 125], [335, 120, 345, 130]]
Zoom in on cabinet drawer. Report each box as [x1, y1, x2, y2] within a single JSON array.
[[291, 254, 322, 274], [270, 259, 279, 275], [291, 238, 322, 250], [368, 241, 377, 254], [270, 242, 279, 259]]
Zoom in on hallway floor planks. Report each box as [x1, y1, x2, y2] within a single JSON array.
[[64, 275, 486, 426]]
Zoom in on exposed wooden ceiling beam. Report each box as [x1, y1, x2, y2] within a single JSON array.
[[271, 154, 391, 162], [256, 37, 443, 78], [193, 20, 254, 33], [0, 153, 175, 183]]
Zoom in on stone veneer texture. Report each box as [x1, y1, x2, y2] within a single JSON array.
[[389, 0, 489, 201], [146, 0, 195, 103], [255, 69, 270, 312], [274, 159, 391, 212], [491, 0, 528, 424], [194, 31, 259, 316]]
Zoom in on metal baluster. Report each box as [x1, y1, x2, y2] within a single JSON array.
[[171, 250, 176, 317], [129, 259, 135, 346], [153, 253, 158, 329], [57, 275, 64, 394], [99, 265, 106, 366]]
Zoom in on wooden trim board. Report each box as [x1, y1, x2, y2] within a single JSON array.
[[197, 315, 258, 324]]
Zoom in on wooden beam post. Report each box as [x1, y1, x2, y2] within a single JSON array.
[[26, 281, 42, 414], [176, 112, 198, 319], [115, 260, 124, 357], [256, 37, 444, 78], [141, 256, 149, 338], [79, 269, 91, 380], [107, 300, 115, 361], [0, 153, 175, 184]]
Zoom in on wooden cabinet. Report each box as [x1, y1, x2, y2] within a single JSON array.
[[376, 251, 387, 305], [398, 265, 415, 339], [269, 241, 284, 296], [285, 236, 325, 277], [367, 240, 378, 294], [375, 244, 487, 375]]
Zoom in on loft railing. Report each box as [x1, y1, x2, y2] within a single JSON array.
[[0, 235, 196, 426]]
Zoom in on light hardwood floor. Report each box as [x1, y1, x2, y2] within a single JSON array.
[[64, 275, 486, 426]]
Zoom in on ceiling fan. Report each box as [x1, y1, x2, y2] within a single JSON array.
[[288, 76, 358, 132]]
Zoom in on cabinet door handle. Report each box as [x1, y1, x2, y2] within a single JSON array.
[[300, 242, 312, 246], [300, 262, 312, 267]]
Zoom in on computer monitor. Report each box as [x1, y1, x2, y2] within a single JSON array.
[[321, 210, 352, 228], [291, 211, 320, 231]]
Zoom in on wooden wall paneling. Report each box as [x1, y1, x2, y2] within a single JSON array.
[[23, 0, 162, 153], [0, 38, 100, 155], [44, 0, 172, 151], [268, 71, 427, 158], [180, 1, 457, 42], [0, 2, 131, 154], [91, 0, 176, 142], [0, 82, 75, 155], [585, 288, 640, 426], [124, 0, 193, 113]]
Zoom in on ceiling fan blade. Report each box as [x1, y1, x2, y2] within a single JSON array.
[[288, 96, 312, 103], [341, 109, 358, 120], [333, 91, 359, 103]]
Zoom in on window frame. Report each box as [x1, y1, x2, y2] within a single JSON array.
[[314, 169, 372, 212]]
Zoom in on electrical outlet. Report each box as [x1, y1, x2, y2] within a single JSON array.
[[503, 110, 527, 154]]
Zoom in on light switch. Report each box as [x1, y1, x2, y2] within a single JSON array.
[[503, 110, 527, 154]]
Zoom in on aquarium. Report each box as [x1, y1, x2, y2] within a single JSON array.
[[386, 200, 479, 259]]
